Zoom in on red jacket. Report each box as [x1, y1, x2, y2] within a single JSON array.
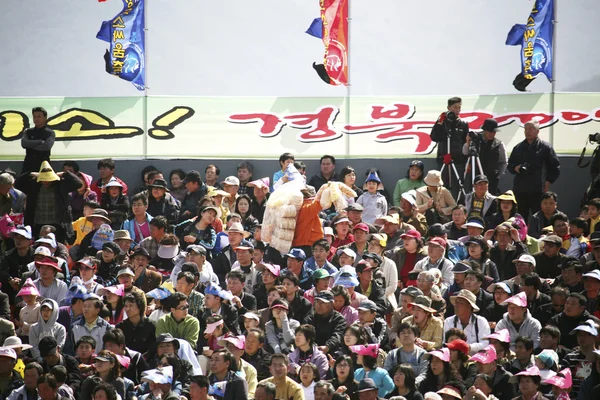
[[292, 198, 323, 247]]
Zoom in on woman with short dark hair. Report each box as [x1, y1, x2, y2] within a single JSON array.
[[387, 363, 423, 400]]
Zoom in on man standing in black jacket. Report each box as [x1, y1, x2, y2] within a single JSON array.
[[21, 107, 55, 174], [304, 291, 347, 354], [507, 120, 560, 220], [463, 119, 507, 194], [178, 171, 207, 222], [430, 97, 469, 197]]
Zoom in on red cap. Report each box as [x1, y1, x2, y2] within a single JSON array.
[[446, 339, 470, 355], [352, 223, 369, 233], [427, 237, 447, 248], [401, 229, 422, 240]]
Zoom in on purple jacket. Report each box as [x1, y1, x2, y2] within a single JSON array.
[[289, 345, 329, 380]]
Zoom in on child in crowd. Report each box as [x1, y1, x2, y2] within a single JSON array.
[[50, 365, 76, 400], [72, 201, 100, 247], [273, 153, 295, 189], [101, 179, 130, 230], [566, 218, 590, 259], [357, 170, 387, 225], [15, 278, 40, 341], [299, 362, 319, 400], [75, 336, 97, 378], [587, 198, 600, 232]]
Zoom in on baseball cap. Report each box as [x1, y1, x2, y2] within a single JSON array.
[[542, 235, 563, 246], [312, 269, 331, 281], [218, 335, 246, 350], [345, 203, 364, 212], [513, 254, 536, 266], [39, 336, 58, 357], [362, 253, 382, 266], [427, 237, 447, 248], [186, 245, 207, 256], [356, 259, 375, 273], [182, 170, 202, 184], [323, 227, 334, 237], [474, 175, 489, 184], [357, 378, 378, 393], [102, 241, 121, 254], [314, 290, 334, 303], [357, 300, 378, 312], [117, 267, 135, 277], [400, 229, 422, 241], [446, 339, 469, 355], [0, 347, 17, 361], [483, 329, 511, 343], [452, 261, 472, 274], [468, 345, 497, 364], [583, 269, 600, 281], [12, 225, 32, 240], [221, 176, 240, 186], [336, 247, 357, 260], [286, 248, 306, 261], [352, 223, 369, 233]]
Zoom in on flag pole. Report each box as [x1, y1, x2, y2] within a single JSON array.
[[345, 0, 351, 158], [550, 0, 557, 146], [142, 0, 149, 160]]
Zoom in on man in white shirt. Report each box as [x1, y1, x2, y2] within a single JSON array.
[[443, 289, 490, 354]]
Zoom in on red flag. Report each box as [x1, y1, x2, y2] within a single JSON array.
[[320, 0, 348, 86]]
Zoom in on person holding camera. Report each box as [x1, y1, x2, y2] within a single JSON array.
[[507, 120, 560, 220], [430, 97, 469, 197], [462, 119, 507, 194]]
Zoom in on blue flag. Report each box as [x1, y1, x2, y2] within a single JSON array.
[[506, 0, 554, 91], [306, 17, 323, 39], [97, 0, 145, 91]]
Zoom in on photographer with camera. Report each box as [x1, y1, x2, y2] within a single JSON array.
[[430, 97, 469, 197], [507, 120, 561, 220], [462, 118, 507, 194]]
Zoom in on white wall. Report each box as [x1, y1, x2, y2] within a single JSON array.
[[1, 0, 599, 97]]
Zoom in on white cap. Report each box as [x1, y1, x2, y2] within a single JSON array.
[[513, 254, 536, 267]]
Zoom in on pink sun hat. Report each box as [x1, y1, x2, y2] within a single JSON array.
[[511, 366, 542, 383], [98, 284, 125, 297], [218, 335, 246, 350], [349, 343, 379, 358], [16, 278, 40, 297], [205, 319, 224, 335], [247, 177, 270, 190], [543, 368, 572, 389], [468, 345, 497, 364], [483, 329, 511, 343], [424, 347, 451, 363], [501, 291, 528, 308]]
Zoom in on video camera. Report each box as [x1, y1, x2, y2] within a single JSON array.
[[445, 111, 458, 123], [467, 131, 484, 155], [589, 133, 600, 144]]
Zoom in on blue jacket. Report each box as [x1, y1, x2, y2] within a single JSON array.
[[121, 213, 154, 247]]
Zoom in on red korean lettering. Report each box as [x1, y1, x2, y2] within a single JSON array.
[[496, 112, 555, 128], [284, 106, 340, 142], [343, 120, 434, 154], [228, 113, 285, 137], [459, 112, 494, 130], [370, 103, 414, 120], [560, 111, 591, 124]]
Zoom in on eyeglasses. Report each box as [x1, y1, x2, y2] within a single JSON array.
[[176, 304, 190, 310], [336, 363, 350, 368]]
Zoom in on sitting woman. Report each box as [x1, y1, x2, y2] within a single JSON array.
[[329, 355, 359, 400], [464, 236, 500, 285], [234, 194, 259, 235], [393, 160, 425, 207], [331, 215, 354, 249], [340, 166, 363, 201], [488, 190, 524, 230], [289, 324, 329, 380], [447, 339, 477, 389], [175, 205, 218, 252], [418, 348, 464, 395], [265, 299, 299, 354], [80, 350, 126, 400], [352, 343, 394, 398], [415, 170, 456, 225], [387, 363, 424, 400]]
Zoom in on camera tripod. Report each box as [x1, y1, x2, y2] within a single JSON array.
[[439, 132, 467, 202], [463, 147, 485, 194]]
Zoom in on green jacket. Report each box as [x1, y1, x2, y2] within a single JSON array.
[[155, 313, 200, 349], [393, 178, 425, 206]]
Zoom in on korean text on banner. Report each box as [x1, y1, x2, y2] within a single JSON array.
[[97, 0, 146, 91], [506, 0, 554, 91]]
